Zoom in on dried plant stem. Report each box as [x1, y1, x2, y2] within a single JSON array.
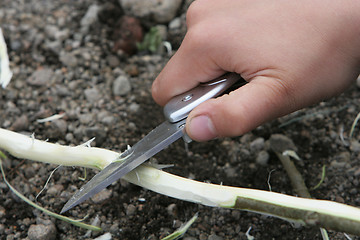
[[276, 153, 311, 198], [1, 128, 360, 235], [276, 152, 328, 239]]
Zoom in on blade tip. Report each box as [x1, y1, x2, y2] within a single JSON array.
[[60, 206, 69, 214], [60, 202, 75, 214]]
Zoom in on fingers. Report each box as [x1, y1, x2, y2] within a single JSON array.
[[185, 76, 301, 141], [152, 0, 244, 106], [152, 29, 226, 106], [152, 0, 360, 142]]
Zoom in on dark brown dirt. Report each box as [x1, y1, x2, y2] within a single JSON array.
[[1, 1, 360, 239]]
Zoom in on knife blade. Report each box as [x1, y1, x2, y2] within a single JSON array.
[[61, 119, 186, 213]]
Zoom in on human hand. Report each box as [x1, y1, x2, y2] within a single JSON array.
[[152, 0, 360, 141]]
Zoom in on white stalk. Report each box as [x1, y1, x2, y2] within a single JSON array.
[[1, 127, 360, 235], [0, 28, 13, 88], [0, 128, 118, 170]]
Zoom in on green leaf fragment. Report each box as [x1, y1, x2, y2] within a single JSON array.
[[0, 155, 101, 231], [161, 213, 198, 240], [0, 150, 6, 159], [311, 165, 326, 191], [137, 26, 163, 53]]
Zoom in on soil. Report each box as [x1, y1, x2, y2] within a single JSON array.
[[1, 1, 360, 239]]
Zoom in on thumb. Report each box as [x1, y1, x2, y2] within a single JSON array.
[[186, 76, 301, 141]]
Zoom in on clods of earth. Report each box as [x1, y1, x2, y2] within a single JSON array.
[[1, 0, 360, 239]]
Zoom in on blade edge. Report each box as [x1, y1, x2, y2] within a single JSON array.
[[61, 120, 186, 213]]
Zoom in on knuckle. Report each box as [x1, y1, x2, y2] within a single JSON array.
[[186, 0, 209, 26], [185, 27, 208, 48]]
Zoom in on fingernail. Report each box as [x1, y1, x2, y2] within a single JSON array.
[[187, 115, 217, 141]]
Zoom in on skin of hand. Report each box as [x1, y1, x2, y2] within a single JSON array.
[[152, 0, 360, 141]]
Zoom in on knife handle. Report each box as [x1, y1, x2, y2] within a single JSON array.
[[163, 73, 246, 123]]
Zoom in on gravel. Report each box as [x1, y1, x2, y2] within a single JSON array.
[[1, 0, 360, 239], [28, 220, 57, 240], [119, 0, 183, 24], [113, 75, 131, 96]]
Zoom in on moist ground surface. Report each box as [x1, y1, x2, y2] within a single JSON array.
[[1, 1, 360, 239]]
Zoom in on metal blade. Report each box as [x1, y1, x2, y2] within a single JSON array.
[[60, 119, 186, 213]]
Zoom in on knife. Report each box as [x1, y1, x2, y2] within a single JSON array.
[[60, 72, 246, 213]]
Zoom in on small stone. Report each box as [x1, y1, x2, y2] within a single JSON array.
[[120, 0, 182, 23], [169, 17, 182, 30], [28, 222, 57, 240], [199, 233, 207, 240], [80, 49, 91, 61], [94, 233, 112, 240], [27, 68, 54, 86], [335, 151, 351, 162], [73, 126, 85, 140], [79, 113, 94, 125], [10, 39, 22, 51], [6, 234, 15, 240], [106, 55, 120, 68], [172, 220, 183, 229], [47, 184, 64, 196], [224, 164, 237, 178], [124, 64, 139, 77], [330, 160, 347, 168], [256, 150, 270, 166], [59, 52, 77, 67], [126, 204, 136, 216], [80, 4, 101, 33], [268, 134, 297, 153], [97, 110, 110, 121], [84, 126, 107, 143], [65, 132, 74, 142], [350, 140, 360, 153], [128, 122, 136, 130], [208, 234, 223, 240], [250, 137, 265, 152], [167, 203, 177, 216], [102, 116, 116, 125], [113, 75, 131, 96], [128, 102, 140, 112], [84, 87, 102, 102], [54, 84, 70, 97], [23, 218, 32, 226], [10, 115, 29, 131], [354, 168, 360, 177], [91, 188, 112, 203], [45, 25, 69, 41], [231, 210, 241, 221], [44, 40, 61, 54], [68, 79, 80, 90], [110, 223, 119, 234], [48, 119, 67, 138]]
